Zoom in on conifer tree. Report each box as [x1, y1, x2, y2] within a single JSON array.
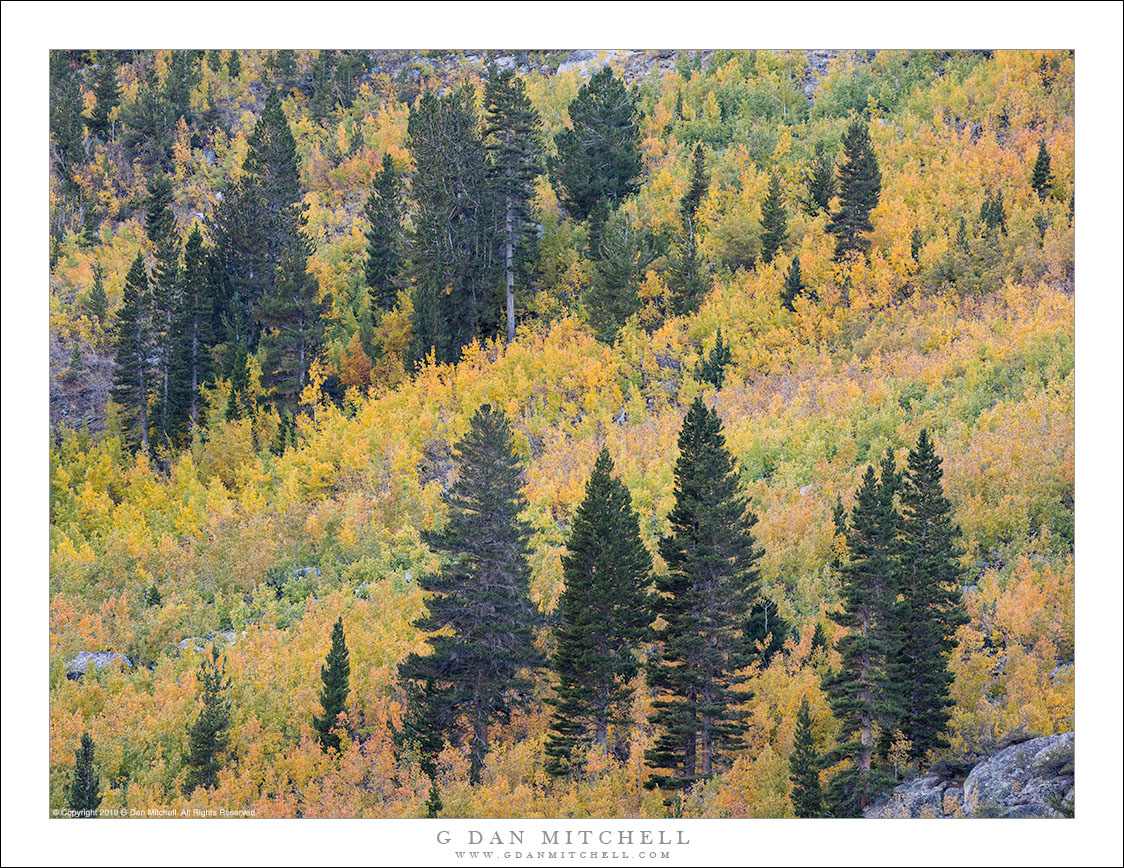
[[810, 621, 829, 656], [789, 697, 825, 817], [88, 53, 121, 142], [822, 456, 901, 815], [145, 173, 182, 450], [759, 173, 788, 265], [312, 617, 351, 752], [669, 143, 709, 316], [544, 449, 652, 778], [550, 66, 642, 255], [397, 405, 543, 784], [226, 49, 242, 80], [49, 51, 86, 189], [111, 254, 153, 452], [484, 67, 543, 343], [86, 264, 109, 329], [781, 255, 805, 312], [407, 86, 497, 367], [891, 430, 969, 761], [803, 140, 836, 215], [645, 397, 762, 797], [827, 117, 882, 260], [184, 647, 232, 794], [910, 227, 924, 262], [694, 328, 732, 389], [364, 153, 404, 315], [176, 224, 216, 432], [1031, 141, 1053, 201], [67, 732, 102, 816], [584, 209, 651, 343]]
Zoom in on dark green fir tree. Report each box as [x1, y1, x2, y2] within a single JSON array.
[[544, 449, 652, 778], [67, 732, 102, 816], [111, 253, 153, 452], [397, 405, 543, 784], [910, 227, 924, 262], [86, 263, 109, 329], [890, 430, 969, 762], [803, 140, 836, 216], [759, 173, 788, 265], [669, 143, 710, 316], [364, 153, 404, 316], [584, 209, 652, 343], [184, 647, 232, 794], [789, 697, 825, 817], [550, 66, 642, 256], [645, 397, 762, 798], [312, 617, 351, 752], [484, 66, 543, 343], [822, 456, 901, 815], [744, 596, 790, 668], [88, 53, 121, 142], [1031, 141, 1054, 201], [780, 255, 805, 312], [827, 117, 882, 260], [694, 328, 732, 389]]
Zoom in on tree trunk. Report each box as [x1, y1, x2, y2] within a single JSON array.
[[505, 196, 515, 343]]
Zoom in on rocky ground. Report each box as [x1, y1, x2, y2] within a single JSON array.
[[865, 733, 1075, 818]]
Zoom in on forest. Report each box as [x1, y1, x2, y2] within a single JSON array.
[[46, 47, 1075, 819]]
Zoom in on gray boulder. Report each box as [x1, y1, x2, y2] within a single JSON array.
[[865, 732, 1074, 818], [962, 732, 1074, 818], [65, 651, 132, 680]]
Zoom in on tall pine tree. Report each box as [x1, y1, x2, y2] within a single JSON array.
[[645, 397, 762, 798], [397, 405, 542, 783], [111, 254, 153, 452], [364, 153, 404, 316], [584, 209, 652, 343], [1031, 141, 1054, 201], [407, 86, 496, 367], [789, 697, 825, 817], [184, 646, 232, 794], [67, 732, 102, 816], [88, 53, 121, 142], [669, 143, 709, 316], [781, 255, 805, 312], [803, 140, 836, 216], [312, 617, 351, 752], [550, 66, 642, 256], [484, 67, 543, 343], [544, 449, 652, 778], [827, 117, 882, 260], [890, 430, 969, 762], [822, 455, 901, 815], [759, 172, 788, 265], [145, 173, 183, 451]]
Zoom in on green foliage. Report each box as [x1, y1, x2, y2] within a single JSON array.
[[827, 117, 882, 260], [88, 53, 121, 141], [184, 647, 232, 794], [312, 617, 351, 752], [759, 172, 788, 265], [803, 141, 836, 216], [67, 732, 102, 816], [397, 405, 543, 784], [694, 328, 732, 389], [780, 255, 806, 312], [485, 66, 544, 343], [669, 144, 710, 316], [545, 449, 652, 777], [364, 154, 405, 316], [645, 397, 761, 796], [407, 86, 496, 367], [789, 697, 824, 817], [890, 430, 969, 761], [585, 209, 652, 343], [1031, 141, 1053, 200], [550, 66, 642, 225], [111, 254, 152, 452]]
